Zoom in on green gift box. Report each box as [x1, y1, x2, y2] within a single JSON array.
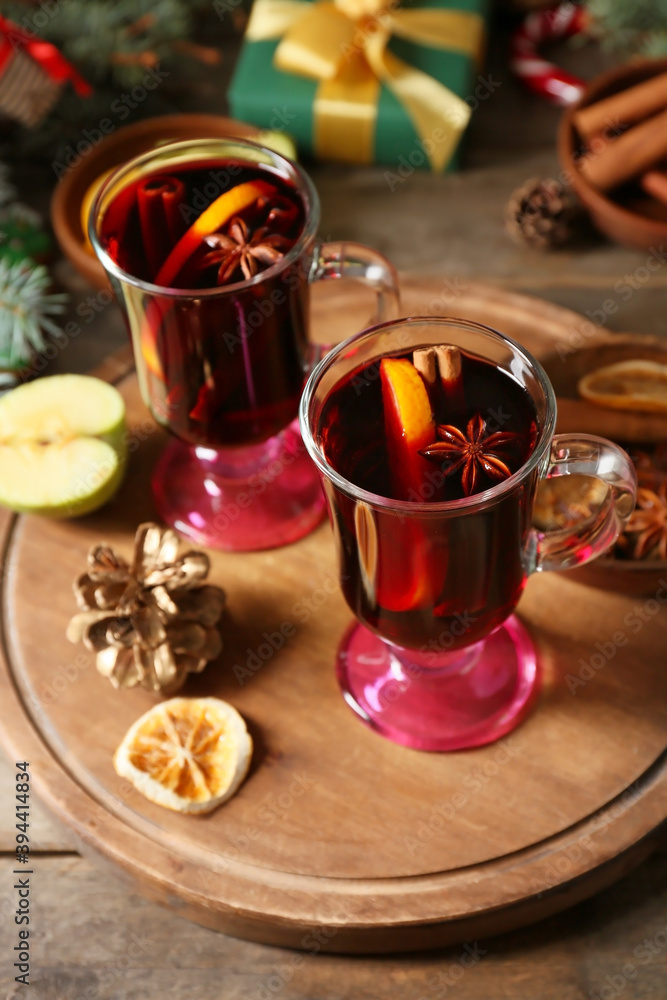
[[228, 0, 490, 173]]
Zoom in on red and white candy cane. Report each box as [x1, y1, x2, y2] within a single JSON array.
[[510, 2, 588, 107]]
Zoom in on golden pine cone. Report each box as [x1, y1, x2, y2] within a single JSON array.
[[67, 523, 225, 694]]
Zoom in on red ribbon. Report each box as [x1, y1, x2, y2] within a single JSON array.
[[0, 15, 92, 96]]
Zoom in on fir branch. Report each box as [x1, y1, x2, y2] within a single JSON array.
[[0, 260, 67, 368], [588, 0, 667, 57], [4, 0, 195, 88]]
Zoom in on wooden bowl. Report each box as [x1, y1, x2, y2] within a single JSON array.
[[558, 59, 667, 251], [51, 114, 261, 289], [541, 332, 667, 595]]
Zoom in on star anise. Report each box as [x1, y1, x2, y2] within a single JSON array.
[[420, 413, 520, 496], [200, 216, 291, 283], [620, 482, 667, 560]]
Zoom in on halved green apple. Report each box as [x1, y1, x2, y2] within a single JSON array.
[[0, 374, 127, 517]]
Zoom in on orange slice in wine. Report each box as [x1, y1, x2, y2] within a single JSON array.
[[375, 520, 447, 613], [378, 358, 443, 611], [380, 357, 435, 501], [139, 179, 277, 382], [155, 179, 277, 288]]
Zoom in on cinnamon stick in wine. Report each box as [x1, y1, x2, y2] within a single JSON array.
[[412, 347, 437, 387], [573, 72, 667, 141], [578, 108, 667, 192], [137, 176, 186, 278], [435, 345, 465, 413], [412, 345, 465, 416]]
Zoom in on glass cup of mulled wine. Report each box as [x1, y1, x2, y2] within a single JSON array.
[[89, 137, 399, 551], [299, 316, 637, 751]]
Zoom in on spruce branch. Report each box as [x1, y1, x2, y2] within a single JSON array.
[[3, 0, 198, 88], [0, 260, 67, 368], [588, 0, 667, 58]]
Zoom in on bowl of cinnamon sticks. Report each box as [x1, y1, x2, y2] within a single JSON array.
[[559, 58, 667, 251]]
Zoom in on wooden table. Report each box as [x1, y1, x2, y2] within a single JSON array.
[[1, 17, 666, 999]]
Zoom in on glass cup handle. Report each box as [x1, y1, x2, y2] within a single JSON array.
[[311, 240, 401, 325], [531, 433, 637, 573]]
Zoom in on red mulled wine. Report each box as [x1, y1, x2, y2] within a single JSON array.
[[317, 350, 540, 650], [100, 159, 309, 447]]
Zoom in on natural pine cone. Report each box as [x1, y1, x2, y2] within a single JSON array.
[[505, 177, 582, 250], [67, 523, 225, 694]]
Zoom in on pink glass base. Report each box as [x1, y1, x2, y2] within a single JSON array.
[[336, 615, 539, 751], [152, 419, 326, 551]]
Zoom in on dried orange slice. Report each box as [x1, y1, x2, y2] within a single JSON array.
[[380, 357, 435, 501], [579, 360, 667, 414], [114, 697, 252, 814]]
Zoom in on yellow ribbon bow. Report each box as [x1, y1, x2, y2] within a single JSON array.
[[245, 0, 485, 172]]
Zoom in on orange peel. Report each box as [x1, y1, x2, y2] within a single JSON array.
[[155, 179, 277, 288], [380, 357, 435, 501], [377, 358, 443, 611]]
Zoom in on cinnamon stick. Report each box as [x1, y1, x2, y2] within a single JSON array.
[[578, 108, 667, 192], [412, 347, 437, 386], [573, 72, 667, 141], [435, 345, 465, 413], [137, 176, 186, 278], [412, 345, 465, 415], [641, 168, 667, 206]]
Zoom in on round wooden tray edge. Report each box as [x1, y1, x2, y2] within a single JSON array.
[[69, 826, 663, 954], [402, 278, 606, 345], [1, 601, 665, 955]]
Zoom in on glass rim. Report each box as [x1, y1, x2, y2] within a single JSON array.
[[88, 136, 321, 299], [299, 315, 558, 514]]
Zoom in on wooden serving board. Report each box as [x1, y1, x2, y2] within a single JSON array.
[[0, 278, 665, 953]]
